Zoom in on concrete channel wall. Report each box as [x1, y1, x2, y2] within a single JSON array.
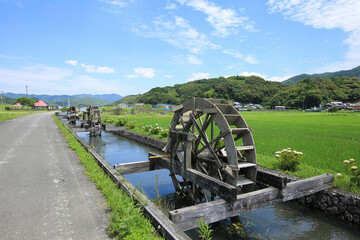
[[115, 129, 360, 227]]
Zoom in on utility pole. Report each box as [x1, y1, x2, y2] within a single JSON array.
[[26, 85, 28, 97], [1, 91, 4, 110]]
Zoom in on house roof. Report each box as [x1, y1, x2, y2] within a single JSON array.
[[34, 100, 48, 107], [13, 103, 22, 107]]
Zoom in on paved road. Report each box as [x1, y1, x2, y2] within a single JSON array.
[[0, 112, 110, 240]]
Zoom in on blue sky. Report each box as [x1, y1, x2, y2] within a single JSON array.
[[0, 0, 359, 96]]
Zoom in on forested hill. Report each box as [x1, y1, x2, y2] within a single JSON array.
[[130, 75, 360, 109], [283, 65, 360, 85]]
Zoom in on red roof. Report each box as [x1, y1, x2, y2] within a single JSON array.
[[34, 100, 48, 107], [13, 103, 22, 107]]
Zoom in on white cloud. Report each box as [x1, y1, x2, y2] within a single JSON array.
[[238, 72, 266, 78], [187, 72, 210, 81], [65, 60, 78, 66], [132, 15, 219, 54], [127, 67, 156, 78], [267, 0, 360, 70], [0, 54, 23, 60], [166, 1, 177, 9], [187, 54, 202, 65], [237, 71, 291, 82], [164, 74, 173, 78], [268, 75, 292, 82], [223, 49, 259, 64], [100, 0, 127, 8], [176, 0, 254, 37], [81, 63, 96, 73], [80, 63, 115, 74], [96, 66, 115, 74], [0, 65, 123, 95]]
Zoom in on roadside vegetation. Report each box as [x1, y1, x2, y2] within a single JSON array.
[[102, 109, 360, 194], [53, 115, 161, 240], [0, 109, 35, 122]]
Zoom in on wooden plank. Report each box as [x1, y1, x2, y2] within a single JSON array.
[[149, 153, 237, 202], [237, 162, 256, 169], [256, 168, 288, 189], [114, 160, 165, 175], [236, 176, 254, 186], [169, 174, 334, 231], [235, 145, 254, 151], [172, 104, 183, 112]]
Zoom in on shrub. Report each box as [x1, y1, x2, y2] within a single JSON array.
[[328, 106, 338, 112], [112, 108, 123, 115], [115, 116, 128, 126], [160, 129, 169, 138], [337, 159, 360, 188], [275, 148, 303, 171], [127, 121, 136, 129], [5, 106, 10, 111], [103, 118, 115, 124], [143, 125, 152, 132], [150, 124, 161, 135]]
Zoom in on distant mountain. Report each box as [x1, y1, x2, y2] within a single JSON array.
[[48, 96, 112, 107], [1, 95, 15, 104], [3, 93, 122, 102], [115, 95, 140, 104], [283, 65, 360, 85]]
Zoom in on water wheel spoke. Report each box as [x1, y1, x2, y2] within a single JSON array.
[[194, 114, 213, 152], [190, 113, 222, 169]]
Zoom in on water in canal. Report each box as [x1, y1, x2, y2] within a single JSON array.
[[77, 131, 360, 240]]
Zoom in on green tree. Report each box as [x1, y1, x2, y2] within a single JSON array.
[[14, 97, 37, 106]]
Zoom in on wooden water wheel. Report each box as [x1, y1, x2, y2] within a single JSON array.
[[163, 97, 257, 202], [67, 106, 78, 125], [81, 106, 102, 136]]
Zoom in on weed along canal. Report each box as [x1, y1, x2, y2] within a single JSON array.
[[77, 131, 360, 240]]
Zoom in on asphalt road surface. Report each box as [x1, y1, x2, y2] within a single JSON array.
[[0, 112, 110, 240]]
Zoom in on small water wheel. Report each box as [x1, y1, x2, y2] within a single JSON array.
[[163, 97, 257, 202], [81, 106, 102, 136], [67, 106, 78, 125]]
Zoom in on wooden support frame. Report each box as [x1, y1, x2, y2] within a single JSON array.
[[169, 174, 334, 231], [149, 153, 238, 202]]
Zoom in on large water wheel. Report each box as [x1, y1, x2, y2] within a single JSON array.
[[163, 97, 257, 203]]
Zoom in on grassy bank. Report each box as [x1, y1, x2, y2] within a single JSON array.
[[103, 110, 360, 193], [53, 115, 161, 240], [0, 110, 35, 122]]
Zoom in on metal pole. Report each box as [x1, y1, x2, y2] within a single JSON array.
[[26, 85, 28, 97], [1, 91, 4, 110]]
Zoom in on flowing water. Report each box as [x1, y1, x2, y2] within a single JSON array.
[[77, 131, 360, 240]]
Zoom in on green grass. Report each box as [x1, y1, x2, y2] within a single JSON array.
[[103, 110, 360, 193], [0, 110, 34, 122], [53, 115, 161, 240]]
